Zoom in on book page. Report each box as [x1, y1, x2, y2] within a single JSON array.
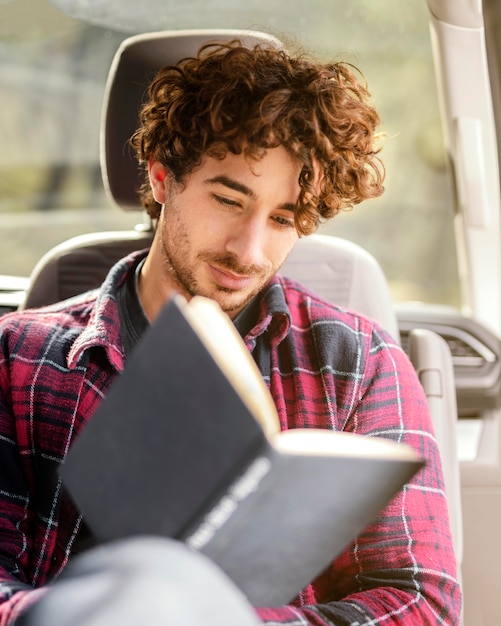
[[272, 429, 420, 461], [176, 295, 280, 438]]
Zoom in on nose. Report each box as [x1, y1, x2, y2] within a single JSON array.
[[225, 215, 268, 270]]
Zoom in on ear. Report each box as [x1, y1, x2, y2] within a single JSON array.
[[148, 160, 169, 204]]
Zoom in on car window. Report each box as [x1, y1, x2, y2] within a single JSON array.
[[0, 0, 459, 307]]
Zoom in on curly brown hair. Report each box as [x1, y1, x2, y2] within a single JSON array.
[[130, 40, 385, 235]]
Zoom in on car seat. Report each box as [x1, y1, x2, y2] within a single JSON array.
[[18, 29, 463, 592]]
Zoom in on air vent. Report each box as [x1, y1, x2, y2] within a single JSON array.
[[441, 332, 496, 368], [397, 307, 501, 415]]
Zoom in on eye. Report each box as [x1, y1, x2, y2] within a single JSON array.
[[212, 194, 242, 209], [273, 215, 295, 229]]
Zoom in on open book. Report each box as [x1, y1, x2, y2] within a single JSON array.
[[60, 295, 424, 606]]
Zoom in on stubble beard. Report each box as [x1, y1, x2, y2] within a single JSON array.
[[159, 220, 273, 315]]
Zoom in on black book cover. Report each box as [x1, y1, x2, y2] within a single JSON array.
[[61, 297, 266, 542]]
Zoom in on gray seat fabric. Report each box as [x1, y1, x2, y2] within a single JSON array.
[[20, 229, 154, 310], [281, 233, 400, 343]]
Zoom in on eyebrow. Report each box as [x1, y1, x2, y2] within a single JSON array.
[[205, 175, 257, 199], [205, 175, 296, 212]]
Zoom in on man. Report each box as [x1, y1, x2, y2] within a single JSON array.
[[0, 40, 461, 624]]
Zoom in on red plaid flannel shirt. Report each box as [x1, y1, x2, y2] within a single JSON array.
[[0, 251, 461, 625]]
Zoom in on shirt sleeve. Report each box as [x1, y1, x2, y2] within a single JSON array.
[[256, 325, 462, 625], [0, 415, 38, 619], [0, 321, 50, 624]]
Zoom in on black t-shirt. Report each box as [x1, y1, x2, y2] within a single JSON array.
[[118, 258, 259, 356], [117, 258, 149, 359]]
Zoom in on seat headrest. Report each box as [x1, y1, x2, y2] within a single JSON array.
[[100, 29, 283, 211]]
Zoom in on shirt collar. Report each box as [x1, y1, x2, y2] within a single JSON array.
[[67, 250, 148, 372], [244, 276, 291, 346], [67, 257, 292, 371]]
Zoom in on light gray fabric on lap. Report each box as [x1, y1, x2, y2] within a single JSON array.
[[20, 537, 260, 626]]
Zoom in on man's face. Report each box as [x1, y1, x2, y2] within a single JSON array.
[[143, 146, 302, 319]]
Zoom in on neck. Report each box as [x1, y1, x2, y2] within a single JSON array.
[[137, 238, 179, 322]]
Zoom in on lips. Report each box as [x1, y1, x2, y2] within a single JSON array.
[[207, 264, 255, 291]]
